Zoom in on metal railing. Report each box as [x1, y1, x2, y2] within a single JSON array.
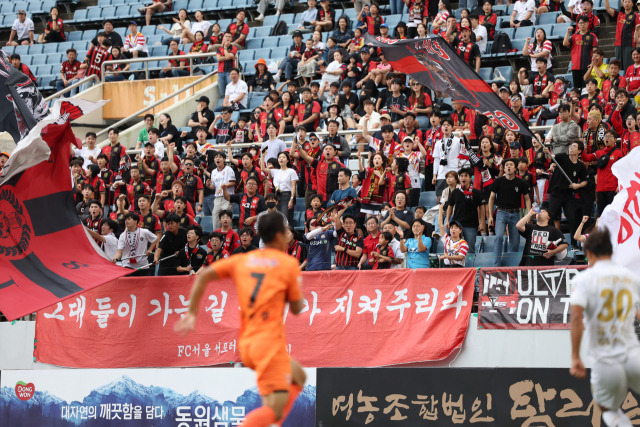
[[95, 69, 218, 141], [43, 75, 99, 102], [101, 52, 220, 82]]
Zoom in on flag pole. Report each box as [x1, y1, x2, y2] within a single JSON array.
[[135, 253, 177, 271]]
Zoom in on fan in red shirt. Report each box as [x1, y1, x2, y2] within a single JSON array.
[[293, 88, 321, 132], [626, 48, 640, 96], [227, 11, 250, 49], [212, 210, 240, 254], [101, 128, 128, 173], [581, 129, 625, 216], [564, 16, 598, 90], [42, 7, 65, 43], [81, 38, 113, 81], [206, 232, 230, 264], [9, 54, 35, 83], [296, 143, 344, 202]]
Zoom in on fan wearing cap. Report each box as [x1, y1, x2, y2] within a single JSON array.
[[277, 31, 306, 82], [248, 59, 276, 93], [455, 25, 481, 73], [210, 107, 238, 147], [296, 141, 345, 203], [0, 152, 9, 169], [509, 94, 531, 124], [123, 21, 149, 59], [179, 96, 214, 141], [7, 10, 34, 46], [397, 134, 427, 206]]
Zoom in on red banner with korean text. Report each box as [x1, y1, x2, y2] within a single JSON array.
[[34, 269, 475, 368]]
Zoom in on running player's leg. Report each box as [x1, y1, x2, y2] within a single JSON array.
[[592, 362, 631, 427], [275, 358, 307, 427]]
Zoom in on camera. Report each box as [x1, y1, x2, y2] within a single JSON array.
[[440, 159, 448, 166]]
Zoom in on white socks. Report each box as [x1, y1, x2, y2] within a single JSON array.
[[602, 409, 632, 427]]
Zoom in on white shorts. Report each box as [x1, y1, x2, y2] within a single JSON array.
[[591, 347, 640, 409]]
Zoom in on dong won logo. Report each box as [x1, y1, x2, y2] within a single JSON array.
[[15, 381, 34, 400]]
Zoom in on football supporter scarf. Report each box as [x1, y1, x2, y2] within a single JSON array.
[[364, 34, 535, 139], [362, 167, 385, 205]]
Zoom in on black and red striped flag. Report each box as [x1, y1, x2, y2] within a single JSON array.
[[364, 34, 535, 139], [0, 99, 129, 321]]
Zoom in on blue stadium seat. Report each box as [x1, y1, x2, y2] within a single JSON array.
[[550, 23, 570, 40], [242, 59, 258, 75], [190, 0, 205, 10], [114, 27, 127, 38], [1, 46, 15, 56], [218, 18, 233, 29], [149, 45, 168, 56], [86, 7, 102, 21], [493, 65, 512, 82], [537, 11, 560, 25], [141, 25, 157, 37], [98, 0, 113, 5], [269, 46, 288, 59], [29, 44, 44, 55], [493, 4, 507, 15], [172, 0, 188, 10], [115, 5, 131, 18], [200, 216, 213, 234], [83, 29, 98, 41], [43, 43, 59, 54], [514, 26, 534, 40], [478, 67, 493, 81], [67, 31, 83, 42], [102, 6, 116, 19], [245, 38, 262, 50], [0, 4, 14, 14], [502, 252, 523, 267], [262, 37, 279, 49], [14, 45, 30, 56], [471, 253, 496, 268], [38, 75, 55, 90], [418, 191, 437, 208], [71, 9, 88, 23], [253, 26, 273, 38], [536, 24, 554, 39], [202, 0, 219, 11], [509, 39, 527, 55], [497, 27, 514, 39]]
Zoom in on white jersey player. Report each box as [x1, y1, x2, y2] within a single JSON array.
[[570, 229, 640, 427]]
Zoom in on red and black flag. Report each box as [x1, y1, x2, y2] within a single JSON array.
[[0, 50, 49, 143], [0, 99, 128, 321], [364, 34, 536, 140]]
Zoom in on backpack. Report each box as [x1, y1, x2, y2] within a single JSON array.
[[270, 20, 288, 36], [491, 32, 512, 54]]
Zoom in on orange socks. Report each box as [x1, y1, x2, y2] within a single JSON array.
[[276, 384, 303, 427], [241, 406, 277, 427]]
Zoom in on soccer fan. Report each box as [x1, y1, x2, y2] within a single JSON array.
[[85, 219, 119, 260], [179, 96, 214, 140], [545, 104, 582, 155], [199, 150, 233, 229], [260, 151, 298, 221], [57, 48, 82, 97], [216, 32, 238, 97], [517, 206, 568, 266], [609, 89, 636, 137], [80, 38, 114, 92], [333, 205, 363, 271], [437, 217, 469, 268], [381, 190, 413, 232], [518, 58, 554, 106], [176, 212, 306, 427], [328, 168, 358, 216], [74, 132, 100, 171], [7, 10, 34, 46], [113, 212, 158, 275], [581, 130, 624, 216], [206, 232, 230, 263], [234, 227, 259, 254], [9, 54, 35, 83], [176, 225, 208, 276], [358, 216, 381, 270], [215, 210, 240, 254], [225, 177, 267, 227], [304, 217, 336, 271], [563, 16, 598, 89], [544, 143, 587, 245], [178, 158, 204, 213], [0, 152, 9, 168], [180, 10, 211, 45], [222, 68, 248, 110], [139, 0, 172, 27], [84, 199, 104, 237], [154, 213, 187, 275], [432, 119, 463, 201], [487, 158, 531, 266], [160, 39, 189, 78], [39, 7, 65, 44], [456, 25, 481, 73], [101, 128, 127, 173], [399, 219, 432, 269], [382, 222, 404, 268], [445, 168, 485, 253], [86, 164, 106, 207], [136, 114, 155, 148], [570, 228, 640, 427], [90, 21, 123, 49]]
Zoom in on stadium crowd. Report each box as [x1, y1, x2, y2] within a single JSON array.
[[2, 0, 637, 276]]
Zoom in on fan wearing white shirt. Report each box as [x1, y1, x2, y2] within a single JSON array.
[[74, 132, 101, 171], [570, 228, 640, 427], [207, 150, 236, 231], [85, 219, 120, 261], [261, 150, 298, 222], [431, 118, 463, 199], [113, 212, 158, 275], [470, 14, 488, 54]]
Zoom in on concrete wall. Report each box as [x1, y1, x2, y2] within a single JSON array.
[[0, 316, 584, 370]]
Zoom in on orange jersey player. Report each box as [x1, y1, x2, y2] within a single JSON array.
[[175, 212, 306, 427]]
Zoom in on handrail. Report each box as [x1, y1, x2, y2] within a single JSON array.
[[43, 75, 99, 102], [101, 52, 219, 82], [95, 70, 218, 140]]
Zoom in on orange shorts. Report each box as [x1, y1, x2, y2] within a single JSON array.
[[239, 338, 291, 396]]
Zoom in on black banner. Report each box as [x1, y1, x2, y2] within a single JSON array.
[[478, 267, 587, 330], [364, 34, 535, 140], [317, 368, 640, 426]]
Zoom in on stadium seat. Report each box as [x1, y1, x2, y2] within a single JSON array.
[[200, 216, 213, 234], [509, 39, 527, 55], [514, 26, 534, 40], [493, 65, 513, 82], [29, 44, 44, 55], [550, 23, 570, 40], [502, 253, 523, 267], [478, 67, 493, 81], [43, 43, 59, 55], [245, 39, 262, 50], [418, 191, 437, 209], [493, 4, 507, 15], [536, 24, 554, 39], [262, 37, 279, 49], [537, 11, 560, 25], [471, 253, 495, 268]]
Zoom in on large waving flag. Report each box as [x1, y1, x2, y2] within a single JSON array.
[[0, 98, 130, 321], [599, 147, 640, 276], [0, 50, 49, 143], [364, 34, 536, 139]]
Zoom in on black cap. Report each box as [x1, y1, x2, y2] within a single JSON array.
[[510, 141, 521, 149], [196, 96, 210, 104], [144, 141, 154, 147], [129, 21, 138, 26], [292, 30, 303, 38]]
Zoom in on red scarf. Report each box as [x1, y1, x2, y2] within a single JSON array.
[[361, 167, 385, 204]]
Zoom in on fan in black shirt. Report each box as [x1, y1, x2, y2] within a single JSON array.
[[154, 214, 188, 276], [517, 207, 568, 266], [176, 225, 209, 275]]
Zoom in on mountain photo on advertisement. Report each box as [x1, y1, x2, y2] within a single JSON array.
[[1, 374, 316, 426]]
